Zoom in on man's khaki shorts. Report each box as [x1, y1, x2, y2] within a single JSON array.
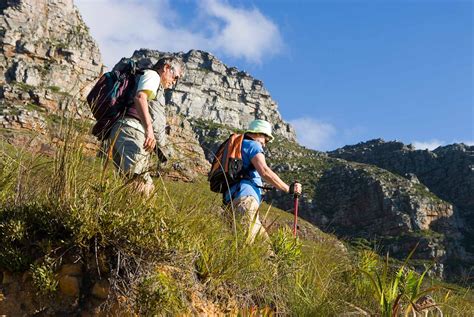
[[108, 120, 153, 185]]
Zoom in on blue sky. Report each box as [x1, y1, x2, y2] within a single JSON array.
[[76, 0, 473, 151]]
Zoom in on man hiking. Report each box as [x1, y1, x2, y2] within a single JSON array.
[[108, 56, 185, 196], [224, 119, 302, 244]]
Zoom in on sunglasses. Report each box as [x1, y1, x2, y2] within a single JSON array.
[[171, 67, 182, 80], [169, 67, 182, 89]]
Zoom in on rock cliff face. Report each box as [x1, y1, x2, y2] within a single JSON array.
[[328, 139, 474, 257], [313, 163, 454, 234], [328, 139, 474, 214], [161, 113, 210, 181], [129, 49, 296, 142], [0, 0, 103, 137], [309, 162, 467, 278]]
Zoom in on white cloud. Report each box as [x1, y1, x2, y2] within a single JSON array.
[[202, 0, 283, 63], [75, 0, 283, 68], [411, 139, 444, 150], [289, 117, 337, 151]]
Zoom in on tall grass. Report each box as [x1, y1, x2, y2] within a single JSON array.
[[0, 127, 473, 315]]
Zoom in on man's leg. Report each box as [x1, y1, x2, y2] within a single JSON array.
[[109, 123, 154, 196], [129, 173, 154, 197], [232, 196, 270, 244]]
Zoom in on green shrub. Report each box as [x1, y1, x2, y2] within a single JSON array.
[[30, 256, 58, 295], [137, 270, 186, 315], [0, 203, 72, 272]]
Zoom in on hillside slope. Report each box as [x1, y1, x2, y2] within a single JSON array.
[[1, 137, 473, 316], [0, 138, 344, 315], [0, 0, 472, 289]]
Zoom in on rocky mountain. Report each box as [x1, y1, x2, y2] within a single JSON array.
[[0, 0, 472, 285], [328, 139, 474, 261], [309, 161, 467, 278], [0, 0, 103, 156], [328, 139, 473, 216], [0, 0, 102, 131]]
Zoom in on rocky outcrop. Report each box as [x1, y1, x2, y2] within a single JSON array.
[[312, 163, 454, 234], [328, 139, 474, 213], [0, 261, 225, 316], [328, 139, 474, 260], [128, 49, 296, 142], [307, 161, 467, 279], [161, 114, 210, 181], [0, 0, 103, 144]]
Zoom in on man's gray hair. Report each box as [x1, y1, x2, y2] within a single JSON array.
[[153, 56, 185, 76]]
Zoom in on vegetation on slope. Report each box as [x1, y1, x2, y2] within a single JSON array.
[[0, 126, 472, 316]]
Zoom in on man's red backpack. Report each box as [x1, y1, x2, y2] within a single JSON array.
[[86, 59, 141, 140], [208, 134, 246, 193]]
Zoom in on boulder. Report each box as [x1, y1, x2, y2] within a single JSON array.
[[59, 275, 80, 297]]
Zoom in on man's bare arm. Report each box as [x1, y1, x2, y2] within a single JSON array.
[[134, 91, 156, 152]]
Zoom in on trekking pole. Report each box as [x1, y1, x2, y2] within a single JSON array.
[[293, 193, 299, 237]]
